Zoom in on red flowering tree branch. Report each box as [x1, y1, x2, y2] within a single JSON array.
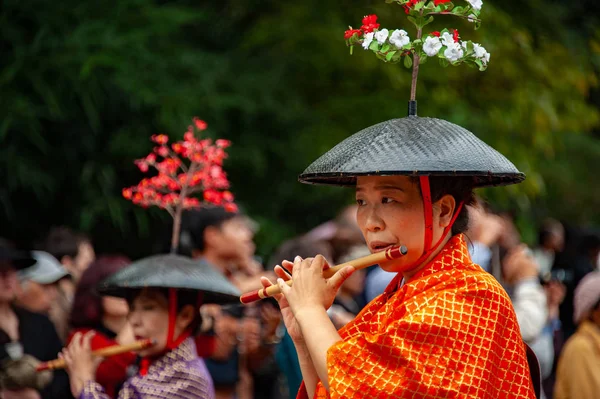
[[122, 117, 237, 253]]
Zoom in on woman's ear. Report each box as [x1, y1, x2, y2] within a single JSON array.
[[176, 304, 196, 332], [436, 194, 456, 228]]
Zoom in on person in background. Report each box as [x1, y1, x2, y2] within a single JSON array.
[[559, 233, 600, 339], [554, 271, 600, 399], [15, 251, 69, 315], [327, 245, 368, 329], [67, 256, 135, 398], [43, 227, 96, 341], [532, 220, 565, 277], [178, 207, 280, 399], [0, 239, 72, 399], [469, 205, 563, 399], [268, 237, 334, 398], [62, 278, 218, 398]]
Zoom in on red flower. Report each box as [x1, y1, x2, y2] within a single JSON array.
[[215, 139, 231, 148], [360, 15, 379, 33], [122, 188, 133, 199], [431, 31, 441, 37], [224, 202, 238, 213], [184, 132, 195, 142], [434, 0, 451, 5], [172, 143, 183, 154], [193, 117, 208, 131], [155, 146, 169, 157], [151, 134, 168, 145], [453, 29, 460, 43], [135, 160, 149, 173], [403, 0, 421, 14], [344, 28, 362, 40], [222, 191, 234, 202]]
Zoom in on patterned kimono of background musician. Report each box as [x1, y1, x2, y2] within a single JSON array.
[[79, 337, 214, 399]]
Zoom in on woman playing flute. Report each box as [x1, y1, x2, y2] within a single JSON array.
[[259, 4, 537, 399], [59, 255, 240, 399]]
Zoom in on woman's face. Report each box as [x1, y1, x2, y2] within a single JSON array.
[[355, 175, 452, 273], [102, 296, 129, 318], [213, 216, 256, 260], [127, 289, 192, 357]]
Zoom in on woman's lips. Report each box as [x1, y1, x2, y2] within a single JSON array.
[[369, 241, 396, 253]]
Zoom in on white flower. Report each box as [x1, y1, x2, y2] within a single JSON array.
[[461, 41, 468, 50], [473, 43, 490, 64], [466, 0, 483, 11], [441, 32, 454, 47], [444, 42, 464, 62], [362, 32, 374, 50], [375, 29, 389, 45], [473, 43, 486, 58], [389, 29, 410, 48], [467, 14, 477, 23], [423, 36, 442, 57]]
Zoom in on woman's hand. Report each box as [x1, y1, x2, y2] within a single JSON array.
[[60, 331, 100, 397], [277, 255, 354, 320], [260, 265, 303, 344]]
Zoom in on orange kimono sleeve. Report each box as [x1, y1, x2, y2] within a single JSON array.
[[304, 286, 535, 399]]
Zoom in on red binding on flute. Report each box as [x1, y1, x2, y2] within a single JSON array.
[[240, 245, 408, 304]]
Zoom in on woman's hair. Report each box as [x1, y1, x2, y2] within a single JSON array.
[[69, 256, 131, 329], [413, 176, 476, 236]]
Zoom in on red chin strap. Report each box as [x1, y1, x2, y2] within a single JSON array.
[[140, 289, 204, 376], [395, 176, 464, 274]]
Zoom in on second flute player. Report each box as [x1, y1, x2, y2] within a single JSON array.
[[257, 3, 538, 399]]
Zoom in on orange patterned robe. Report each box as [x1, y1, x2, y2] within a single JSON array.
[[298, 234, 535, 398]]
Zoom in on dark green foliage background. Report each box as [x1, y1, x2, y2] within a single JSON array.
[[1, 0, 599, 259]]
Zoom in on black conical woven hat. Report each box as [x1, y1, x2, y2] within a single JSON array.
[[97, 254, 240, 304], [299, 116, 524, 187]]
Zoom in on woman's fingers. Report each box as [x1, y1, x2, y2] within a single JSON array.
[[82, 331, 94, 350], [281, 260, 295, 274], [274, 265, 291, 281], [260, 276, 275, 288]]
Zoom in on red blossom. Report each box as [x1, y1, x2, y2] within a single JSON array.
[[344, 28, 362, 40], [224, 202, 238, 213], [135, 160, 149, 172], [184, 132, 195, 142], [155, 146, 169, 157], [434, 0, 451, 5], [360, 15, 380, 33], [215, 139, 231, 148], [453, 29, 460, 43], [123, 116, 238, 232], [151, 134, 169, 145], [431, 31, 441, 37], [403, 0, 421, 14], [193, 117, 208, 131], [172, 143, 183, 154]]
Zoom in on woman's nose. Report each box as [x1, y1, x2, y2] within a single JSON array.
[[364, 207, 385, 232]]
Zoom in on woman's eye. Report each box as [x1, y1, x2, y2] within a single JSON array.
[[356, 199, 366, 206], [382, 197, 394, 204]]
